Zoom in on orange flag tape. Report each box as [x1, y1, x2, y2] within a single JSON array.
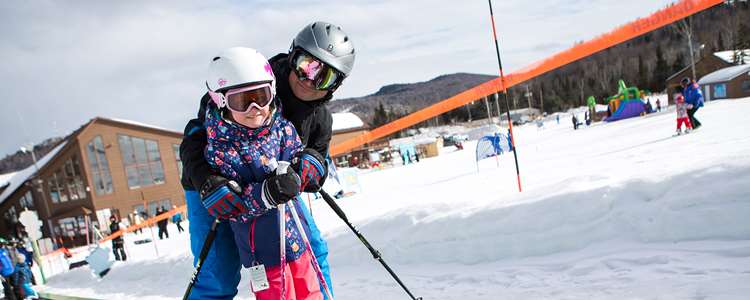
[[330, 0, 723, 156]]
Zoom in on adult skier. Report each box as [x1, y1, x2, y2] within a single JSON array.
[[180, 21, 355, 299], [680, 77, 704, 130]]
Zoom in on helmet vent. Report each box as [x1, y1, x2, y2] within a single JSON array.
[[312, 23, 316, 29], [212, 57, 221, 61]]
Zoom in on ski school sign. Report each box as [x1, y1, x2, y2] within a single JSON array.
[[330, 0, 724, 157]]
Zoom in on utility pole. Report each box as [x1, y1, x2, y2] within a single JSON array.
[[494, 93, 502, 124], [539, 86, 545, 114], [484, 96, 493, 125], [21, 146, 54, 241], [466, 103, 472, 122], [525, 85, 532, 109]]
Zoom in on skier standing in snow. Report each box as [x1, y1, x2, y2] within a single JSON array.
[[131, 210, 144, 234], [680, 77, 704, 130], [202, 47, 325, 299], [109, 216, 127, 261], [11, 254, 37, 300], [0, 240, 16, 300], [171, 205, 185, 233], [156, 206, 169, 240], [674, 94, 693, 135], [180, 21, 354, 299]]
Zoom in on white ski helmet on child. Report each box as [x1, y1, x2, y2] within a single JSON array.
[[206, 47, 276, 108]]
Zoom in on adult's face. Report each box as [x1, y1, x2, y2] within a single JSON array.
[[289, 70, 329, 101]]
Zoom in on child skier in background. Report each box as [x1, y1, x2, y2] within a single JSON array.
[[201, 47, 327, 300], [675, 94, 693, 135], [12, 254, 38, 300]]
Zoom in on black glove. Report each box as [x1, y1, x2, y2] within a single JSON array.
[[199, 174, 249, 219], [291, 148, 328, 192], [262, 166, 301, 206]]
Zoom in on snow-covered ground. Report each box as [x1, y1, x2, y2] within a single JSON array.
[[39, 99, 750, 299]]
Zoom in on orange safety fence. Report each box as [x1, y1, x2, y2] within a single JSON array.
[[330, 0, 723, 156], [98, 205, 188, 243], [39, 206, 188, 260]]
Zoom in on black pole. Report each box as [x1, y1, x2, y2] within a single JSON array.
[[319, 190, 422, 300], [488, 0, 523, 192], [183, 219, 220, 300]]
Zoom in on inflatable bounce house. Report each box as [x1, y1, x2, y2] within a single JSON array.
[[605, 80, 645, 122]]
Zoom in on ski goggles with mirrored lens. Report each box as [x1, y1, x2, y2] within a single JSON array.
[[290, 50, 345, 91]]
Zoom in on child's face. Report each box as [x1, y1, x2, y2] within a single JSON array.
[[230, 105, 270, 129]]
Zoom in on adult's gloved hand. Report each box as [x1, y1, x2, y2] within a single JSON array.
[[262, 165, 302, 207], [199, 174, 248, 219], [291, 148, 327, 192]]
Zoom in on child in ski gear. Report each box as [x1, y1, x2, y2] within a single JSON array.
[[181, 21, 353, 299], [202, 47, 324, 300], [12, 254, 38, 300], [675, 94, 693, 135]]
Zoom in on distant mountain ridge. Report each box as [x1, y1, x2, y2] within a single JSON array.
[[327, 73, 496, 124]]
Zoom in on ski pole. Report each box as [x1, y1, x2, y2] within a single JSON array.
[[287, 201, 335, 299], [318, 190, 422, 300], [183, 218, 220, 300], [276, 161, 334, 299]]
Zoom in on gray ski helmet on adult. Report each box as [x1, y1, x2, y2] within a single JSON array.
[[292, 21, 356, 76]]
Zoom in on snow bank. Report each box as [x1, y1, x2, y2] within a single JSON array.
[[39, 98, 750, 299]]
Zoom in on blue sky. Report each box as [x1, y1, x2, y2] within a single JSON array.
[[0, 0, 676, 158]]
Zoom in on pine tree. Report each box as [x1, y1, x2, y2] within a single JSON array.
[[653, 45, 669, 92], [637, 55, 648, 89], [372, 102, 389, 127]]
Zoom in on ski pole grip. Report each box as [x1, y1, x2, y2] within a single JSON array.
[[319, 190, 349, 223]]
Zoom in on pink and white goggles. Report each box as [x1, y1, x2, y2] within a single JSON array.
[[209, 83, 274, 113]]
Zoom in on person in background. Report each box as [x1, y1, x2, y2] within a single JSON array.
[[656, 98, 662, 112], [12, 241, 33, 285], [11, 254, 38, 300], [0, 239, 17, 300], [132, 211, 144, 234], [109, 216, 127, 261], [156, 207, 169, 240], [171, 205, 185, 233]]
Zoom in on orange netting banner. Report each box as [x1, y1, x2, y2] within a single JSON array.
[[98, 205, 187, 243], [330, 0, 723, 156]]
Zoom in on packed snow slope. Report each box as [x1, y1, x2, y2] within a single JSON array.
[[41, 99, 750, 299]]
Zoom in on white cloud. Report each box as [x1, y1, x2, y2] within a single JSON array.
[[0, 0, 676, 157]]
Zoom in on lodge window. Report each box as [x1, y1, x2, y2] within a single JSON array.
[[19, 191, 34, 209], [148, 199, 172, 217], [173, 144, 183, 180], [56, 216, 86, 238], [742, 80, 750, 92], [47, 157, 87, 204], [86, 136, 114, 195], [118, 135, 165, 189], [713, 83, 727, 99], [3, 206, 17, 224]]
